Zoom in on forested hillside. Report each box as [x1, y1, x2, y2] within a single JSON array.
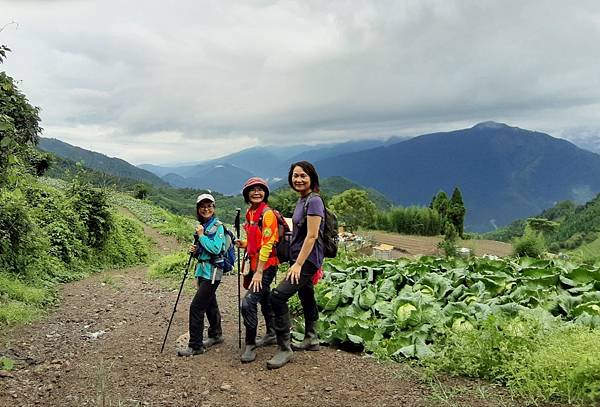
[[39, 137, 168, 186], [0, 67, 152, 326]]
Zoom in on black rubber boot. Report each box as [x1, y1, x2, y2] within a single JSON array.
[[241, 327, 257, 363], [291, 319, 320, 351], [202, 335, 224, 348], [255, 317, 277, 347], [177, 346, 206, 357], [266, 315, 293, 370]]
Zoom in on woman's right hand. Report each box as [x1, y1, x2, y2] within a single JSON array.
[[189, 244, 197, 254]]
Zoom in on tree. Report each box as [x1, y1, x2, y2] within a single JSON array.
[[134, 183, 150, 200], [269, 188, 298, 217], [329, 189, 376, 231], [0, 70, 43, 182], [430, 191, 449, 231], [448, 187, 466, 237]]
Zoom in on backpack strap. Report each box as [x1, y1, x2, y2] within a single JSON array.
[[298, 192, 319, 229]]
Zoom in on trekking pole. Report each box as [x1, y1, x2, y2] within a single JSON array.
[[160, 235, 198, 354], [234, 208, 242, 349]]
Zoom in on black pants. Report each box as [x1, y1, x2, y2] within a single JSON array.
[[271, 262, 318, 326], [241, 266, 277, 333], [188, 277, 222, 349]]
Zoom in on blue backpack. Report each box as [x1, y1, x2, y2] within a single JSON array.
[[205, 221, 236, 273]]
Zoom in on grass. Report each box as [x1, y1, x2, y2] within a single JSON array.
[[0, 274, 50, 305], [0, 356, 15, 371], [0, 301, 42, 326]]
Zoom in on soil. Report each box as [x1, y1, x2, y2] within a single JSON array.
[[0, 221, 522, 407], [365, 231, 513, 258]]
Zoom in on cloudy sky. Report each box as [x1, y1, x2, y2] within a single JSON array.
[[2, 0, 600, 164]]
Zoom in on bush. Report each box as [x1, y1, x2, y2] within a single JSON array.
[[0, 189, 35, 273], [96, 213, 150, 267], [513, 226, 546, 257], [69, 182, 113, 248]]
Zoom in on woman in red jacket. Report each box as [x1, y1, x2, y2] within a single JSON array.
[[236, 177, 280, 363]]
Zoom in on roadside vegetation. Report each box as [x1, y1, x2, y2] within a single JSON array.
[[1, 66, 151, 328], [294, 253, 600, 405]]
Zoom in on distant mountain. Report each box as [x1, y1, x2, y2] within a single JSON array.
[[287, 139, 389, 164], [140, 139, 394, 190], [163, 164, 253, 195], [39, 138, 167, 186], [315, 122, 600, 232]]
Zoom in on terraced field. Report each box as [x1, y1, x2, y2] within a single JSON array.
[[364, 230, 513, 258]]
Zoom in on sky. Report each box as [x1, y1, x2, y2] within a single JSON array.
[[2, 0, 600, 165]]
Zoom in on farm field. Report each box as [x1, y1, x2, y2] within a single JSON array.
[[364, 230, 513, 258]]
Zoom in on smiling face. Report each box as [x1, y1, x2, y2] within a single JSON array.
[[248, 186, 266, 206], [196, 200, 215, 221], [291, 166, 312, 196]]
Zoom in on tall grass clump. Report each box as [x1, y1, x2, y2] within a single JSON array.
[[149, 252, 192, 279], [506, 326, 600, 405], [512, 225, 546, 257]]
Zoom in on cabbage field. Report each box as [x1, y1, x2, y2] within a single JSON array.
[[308, 255, 600, 404]]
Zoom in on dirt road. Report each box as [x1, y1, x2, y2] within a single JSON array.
[[0, 223, 517, 407]]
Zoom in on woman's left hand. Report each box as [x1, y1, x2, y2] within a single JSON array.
[[249, 272, 263, 292], [195, 224, 204, 236], [286, 263, 302, 284]]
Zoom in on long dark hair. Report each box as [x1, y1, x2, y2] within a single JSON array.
[[288, 160, 320, 193]]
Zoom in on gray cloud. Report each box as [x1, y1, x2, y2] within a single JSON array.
[[2, 0, 600, 163]]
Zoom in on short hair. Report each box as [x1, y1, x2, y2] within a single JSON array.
[[288, 160, 320, 193]]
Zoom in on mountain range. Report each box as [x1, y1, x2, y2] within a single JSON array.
[[41, 122, 600, 232], [315, 122, 600, 231]]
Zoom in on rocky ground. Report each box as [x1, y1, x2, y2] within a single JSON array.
[[0, 222, 524, 407]]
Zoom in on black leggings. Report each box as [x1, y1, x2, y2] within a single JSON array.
[[188, 277, 222, 349], [241, 265, 277, 331], [270, 262, 318, 324]]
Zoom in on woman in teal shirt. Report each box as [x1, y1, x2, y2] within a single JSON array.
[[178, 193, 226, 356]]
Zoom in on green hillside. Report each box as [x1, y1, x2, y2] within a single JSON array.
[[483, 195, 600, 257], [38, 138, 168, 186], [320, 176, 394, 210], [45, 153, 245, 224]]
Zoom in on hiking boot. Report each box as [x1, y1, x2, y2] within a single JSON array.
[[255, 319, 277, 347], [291, 319, 320, 351], [240, 344, 257, 363], [177, 346, 206, 357], [203, 335, 224, 348], [266, 335, 293, 369]]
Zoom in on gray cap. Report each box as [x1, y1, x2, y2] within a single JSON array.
[[196, 193, 215, 204]]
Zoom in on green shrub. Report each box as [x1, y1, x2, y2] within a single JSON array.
[[69, 182, 113, 248], [0, 189, 35, 272], [95, 213, 150, 268], [513, 226, 546, 257]]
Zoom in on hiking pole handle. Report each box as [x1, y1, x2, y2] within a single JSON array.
[[235, 208, 242, 349], [160, 247, 196, 353]]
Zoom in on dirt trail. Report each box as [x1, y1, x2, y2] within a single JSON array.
[[0, 221, 515, 407]]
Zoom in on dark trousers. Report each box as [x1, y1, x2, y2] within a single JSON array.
[[241, 266, 277, 335], [188, 277, 222, 349], [271, 262, 318, 329]]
